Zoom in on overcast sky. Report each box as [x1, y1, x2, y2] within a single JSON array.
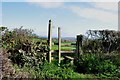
[[1, 0, 119, 37]]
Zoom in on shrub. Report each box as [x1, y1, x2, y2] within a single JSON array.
[[75, 53, 100, 73], [75, 53, 120, 78], [1, 27, 49, 67]]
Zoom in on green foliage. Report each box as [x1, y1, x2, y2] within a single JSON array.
[[2, 27, 32, 50], [13, 61, 97, 79], [83, 30, 120, 53], [52, 43, 76, 51], [2, 27, 120, 79], [75, 53, 120, 78], [39, 62, 97, 78], [1, 27, 49, 67]]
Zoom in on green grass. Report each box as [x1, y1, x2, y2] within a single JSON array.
[[52, 45, 76, 51], [52, 41, 76, 51], [32, 38, 41, 42], [13, 62, 98, 79], [32, 38, 47, 43], [32, 37, 76, 51]]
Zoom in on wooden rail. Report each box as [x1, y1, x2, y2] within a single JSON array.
[[52, 50, 75, 54], [64, 56, 74, 60], [63, 55, 74, 65]]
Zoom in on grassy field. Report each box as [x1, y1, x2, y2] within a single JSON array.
[[32, 38, 47, 43], [52, 45, 76, 51], [32, 37, 76, 51], [52, 41, 76, 51]]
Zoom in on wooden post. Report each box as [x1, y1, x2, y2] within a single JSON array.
[[58, 27, 61, 64], [48, 20, 52, 63], [76, 35, 83, 57], [76, 35, 80, 57], [79, 35, 83, 55]]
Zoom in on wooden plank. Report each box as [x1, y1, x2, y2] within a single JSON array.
[[64, 55, 74, 65], [61, 51, 75, 54], [52, 50, 75, 54], [64, 56, 74, 60]]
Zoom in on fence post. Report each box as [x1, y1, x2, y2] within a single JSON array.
[[76, 35, 80, 57], [76, 35, 83, 57], [48, 20, 52, 63], [58, 27, 61, 64]]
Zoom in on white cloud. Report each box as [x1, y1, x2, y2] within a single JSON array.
[[26, 1, 118, 25], [68, 6, 117, 23], [94, 2, 118, 11], [88, 0, 119, 2], [27, 0, 64, 8], [2, 0, 25, 2], [30, 2, 63, 8], [26, 0, 120, 2], [2, 0, 119, 2], [26, 0, 64, 2], [26, 0, 118, 9]]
